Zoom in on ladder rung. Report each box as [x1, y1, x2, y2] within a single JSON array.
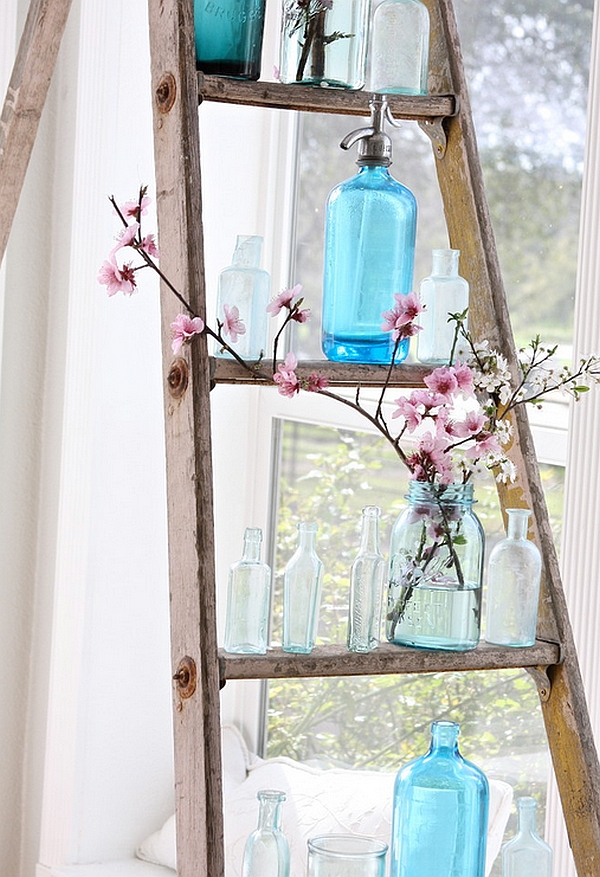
[[210, 357, 431, 388], [219, 640, 561, 683], [197, 75, 457, 119]]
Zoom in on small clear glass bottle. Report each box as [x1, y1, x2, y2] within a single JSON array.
[[224, 528, 272, 654], [391, 721, 489, 877], [369, 0, 430, 95], [282, 522, 323, 654], [416, 249, 470, 364], [502, 796, 552, 877], [214, 235, 270, 361], [485, 508, 542, 647], [347, 506, 386, 653], [242, 790, 290, 877]]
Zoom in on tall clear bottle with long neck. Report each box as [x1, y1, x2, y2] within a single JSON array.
[[224, 528, 272, 654], [282, 522, 323, 654], [322, 96, 417, 364], [242, 790, 290, 877], [347, 506, 386, 652], [502, 796, 552, 877]]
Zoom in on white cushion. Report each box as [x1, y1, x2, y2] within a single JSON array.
[[136, 725, 513, 877]]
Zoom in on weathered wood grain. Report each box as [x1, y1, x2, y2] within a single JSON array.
[[147, 1, 224, 875], [210, 357, 431, 388], [198, 75, 457, 119], [0, 0, 73, 265], [219, 641, 561, 684]]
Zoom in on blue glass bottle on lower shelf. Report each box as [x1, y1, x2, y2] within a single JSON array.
[[391, 720, 489, 877], [322, 96, 417, 364]]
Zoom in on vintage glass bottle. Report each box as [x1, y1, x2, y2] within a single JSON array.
[[242, 790, 290, 877], [278, 0, 369, 89], [416, 249, 469, 364], [485, 508, 542, 647], [369, 0, 430, 95], [347, 506, 386, 653], [214, 235, 270, 360], [282, 522, 324, 654], [386, 482, 484, 651], [322, 96, 417, 364], [194, 0, 266, 80], [224, 528, 272, 654], [308, 834, 388, 877], [502, 796, 552, 877], [391, 721, 489, 877]]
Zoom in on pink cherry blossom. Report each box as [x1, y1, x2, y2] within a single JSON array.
[[449, 410, 486, 438], [292, 307, 311, 323], [410, 388, 448, 410], [222, 304, 246, 344], [465, 431, 502, 459], [452, 361, 475, 394], [392, 397, 422, 430], [170, 313, 205, 354], [110, 222, 139, 256], [141, 234, 159, 258], [306, 372, 329, 392], [121, 195, 151, 219], [97, 259, 137, 296], [424, 366, 459, 400], [267, 284, 302, 317], [381, 291, 424, 341], [273, 352, 300, 397]]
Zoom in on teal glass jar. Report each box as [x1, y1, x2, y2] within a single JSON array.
[[386, 481, 484, 651], [391, 721, 489, 877], [194, 0, 267, 80]]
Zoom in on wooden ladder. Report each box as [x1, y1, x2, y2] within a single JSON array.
[[1, 0, 599, 874]]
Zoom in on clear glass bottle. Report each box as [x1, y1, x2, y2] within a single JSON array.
[[502, 796, 552, 877], [242, 789, 290, 877], [194, 0, 267, 80], [214, 235, 270, 360], [322, 96, 417, 364], [391, 721, 489, 877], [369, 0, 430, 95], [282, 522, 323, 654], [485, 508, 542, 647], [278, 0, 369, 89], [386, 482, 484, 651], [416, 249, 469, 364], [224, 528, 272, 654], [347, 506, 386, 653]]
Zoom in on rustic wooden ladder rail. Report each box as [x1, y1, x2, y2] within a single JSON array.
[[1, 0, 599, 874]]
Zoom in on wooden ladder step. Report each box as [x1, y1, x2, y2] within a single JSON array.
[[210, 357, 431, 388]]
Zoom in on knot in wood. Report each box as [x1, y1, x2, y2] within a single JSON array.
[[168, 358, 188, 398], [156, 72, 177, 114]]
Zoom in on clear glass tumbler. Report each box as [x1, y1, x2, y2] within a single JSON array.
[[307, 835, 387, 877]]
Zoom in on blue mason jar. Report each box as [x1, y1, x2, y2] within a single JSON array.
[[391, 721, 489, 877], [194, 0, 267, 80]]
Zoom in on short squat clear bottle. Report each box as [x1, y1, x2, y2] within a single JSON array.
[[224, 528, 272, 654], [242, 790, 290, 877], [502, 796, 552, 877], [369, 0, 430, 95], [347, 506, 386, 653], [282, 522, 323, 654], [485, 509, 542, 647]]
